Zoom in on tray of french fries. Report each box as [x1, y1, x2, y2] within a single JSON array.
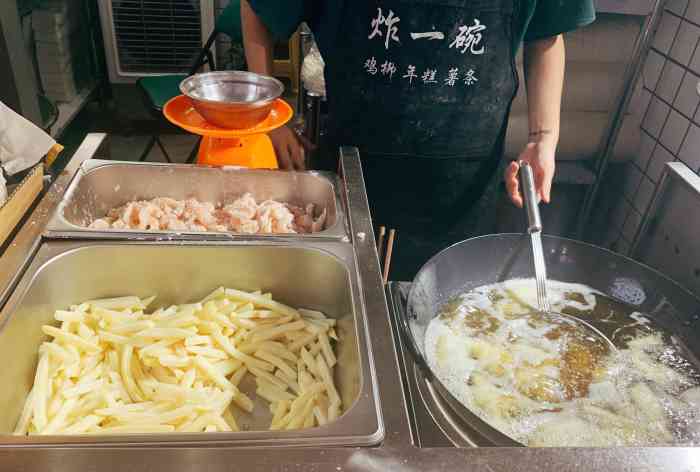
[[44, 160, 348, 241], [0, 241, 382, 446]]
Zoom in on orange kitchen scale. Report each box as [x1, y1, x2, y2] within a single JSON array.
[[163, 95, 293, 169]]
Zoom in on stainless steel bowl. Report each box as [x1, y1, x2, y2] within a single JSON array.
[[180, 71, 284, 129]]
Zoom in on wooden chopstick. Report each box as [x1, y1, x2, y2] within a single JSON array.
[[382, 229, 396, 285], [377, 226, 386, 264]]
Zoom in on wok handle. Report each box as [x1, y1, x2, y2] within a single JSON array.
[[519, 161, 542, 233]]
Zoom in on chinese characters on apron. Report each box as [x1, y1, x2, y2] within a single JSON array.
[[323, 0, 520, 278]]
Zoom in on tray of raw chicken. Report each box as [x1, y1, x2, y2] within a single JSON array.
[[44, 160, 347, 241]]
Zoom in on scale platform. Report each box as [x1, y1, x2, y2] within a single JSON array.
[[163, 95, 293, 169]]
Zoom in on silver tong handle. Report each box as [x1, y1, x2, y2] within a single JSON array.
[[519, 161, 542, 234]]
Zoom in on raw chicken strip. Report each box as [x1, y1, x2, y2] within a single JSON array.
[[88, 193, 327, 235]]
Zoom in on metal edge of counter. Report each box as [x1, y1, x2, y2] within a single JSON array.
[[0, 133, 108, 312]]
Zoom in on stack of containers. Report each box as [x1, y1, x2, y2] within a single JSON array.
[[32, 0, 92, 102]]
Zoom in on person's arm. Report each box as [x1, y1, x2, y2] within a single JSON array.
[[240, 0, 311, 169], [241, 0, 273, 75], [505, 34, 565, 207]]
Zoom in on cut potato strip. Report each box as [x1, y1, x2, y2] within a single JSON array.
[[138, 339, 178, 358], [276, 387, 322, 430], [257, 384, 296, 403], [313, 406, 328, 426], [201, 287, 225, 303], [328, 401, 341, 422], [108, 372, 131, 402], [54, 310, 85, 323], [121, 345, 144, 402], [271, 400, 290, 429], [316, 354, 340, 407], [181, 368, 196, 389], [193, 356, 232, 390], [224, 289, 300, 318], [308, 318, 336, 329], [229, 366, 248, 387], [249, 366, 288, 391], [275, 369, 301, 395], [213, 358, 243, 377], [135, 327, 194, 339], [85, 296, 142, 311], [318, 332, 336, 368], [222, 408, 240, 432], [179, 414, 218, 433], [211, 330, 274, 372], [231, 329, 248, 345], [39, 342, 75, 363], [140, 296, 157, 310], [42, 326, 100, 353], [250, 321, 306, 344], [184, 335, 212, 347], [91, 307, 134, 325], [303, 411, 315, 429], [258, 341, 298, 363], [108, 320, 155, 335], [63, 378, 104, 399], [208, 414, 233, 432], [254, 350, 296, 379], [289, 333, 317, 353], [186, 346, 228, 360], [299, 309, 326, 320], [41, 397, 78, 435], [210, 313, 237, 331], [98, 331, 130, 345], [231, 389, 254, 413], [13, 388, 35, 435], [32, 353, 50, 432], [158, 355, 191, 368], [298, 365, 312, 392], [160, 315, 199, 329], [300, 347, 319, 377], [62, 415, 102, 434], [17, 287, 341, 436]]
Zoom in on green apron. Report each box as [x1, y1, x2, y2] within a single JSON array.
[[322, 0, 520, 279]]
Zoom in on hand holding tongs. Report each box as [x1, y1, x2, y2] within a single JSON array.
[[518, 161, 542, 234]]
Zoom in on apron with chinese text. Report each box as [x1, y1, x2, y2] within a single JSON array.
[[322, 0, 520, 279]]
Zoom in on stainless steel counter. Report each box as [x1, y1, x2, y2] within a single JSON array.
[[0, 134, 699, 471]]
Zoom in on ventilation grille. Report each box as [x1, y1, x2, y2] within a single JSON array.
[[112, 0, 202, 74]]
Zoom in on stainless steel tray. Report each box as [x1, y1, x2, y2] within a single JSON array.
[[0, 240, 382, 447], [44, 160, 348, 241]]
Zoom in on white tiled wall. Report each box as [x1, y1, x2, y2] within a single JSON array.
[[602, 1, 700, 254]]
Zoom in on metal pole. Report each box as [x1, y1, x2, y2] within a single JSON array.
[[304, 91, 322, 145], [296, 27, 312, 121], [575, 0, 666, 240], [303, 91, 323, 169]]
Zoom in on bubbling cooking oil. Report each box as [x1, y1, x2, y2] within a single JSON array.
[[424, 278, 700, 447]]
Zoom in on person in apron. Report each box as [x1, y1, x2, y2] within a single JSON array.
[[240, 0, 595, 280]]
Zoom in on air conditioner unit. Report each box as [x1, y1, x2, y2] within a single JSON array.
[[98, 0, 215, 84]]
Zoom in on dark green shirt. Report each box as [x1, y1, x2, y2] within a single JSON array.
[[248, 0, 596, 58]]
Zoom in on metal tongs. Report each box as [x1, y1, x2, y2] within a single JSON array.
[[519, 162, 616, 350], [519, 162, 551, 313]]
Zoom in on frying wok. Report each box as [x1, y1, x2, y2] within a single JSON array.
[[400, 233, 700, 446]]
